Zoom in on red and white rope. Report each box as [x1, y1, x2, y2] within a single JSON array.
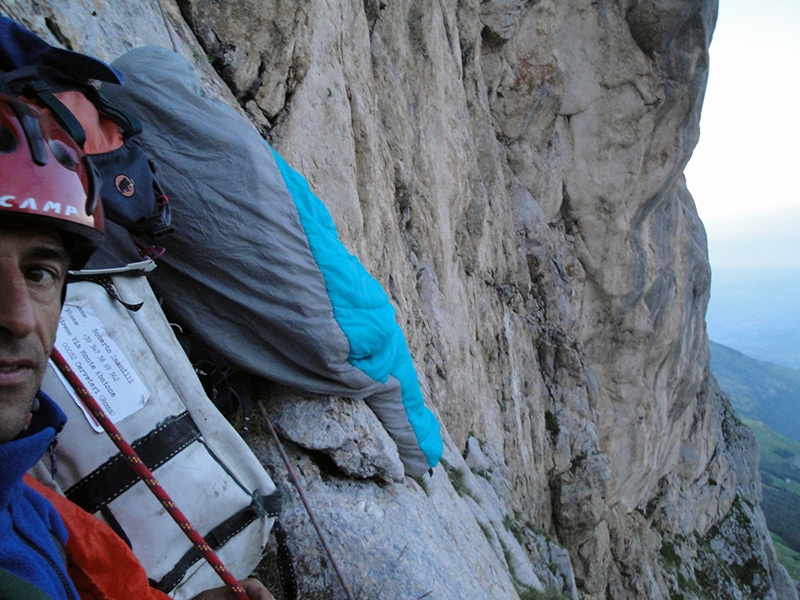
[[51, 348, 249, 600]]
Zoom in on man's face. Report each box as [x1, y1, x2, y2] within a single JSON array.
[[0, 227, 69, 442]]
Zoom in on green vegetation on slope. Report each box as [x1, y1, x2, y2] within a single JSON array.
[[743, 419, 800, 558], [709, 342, 800, 583], [772, 533, 800, 582], [710, 341, 800, 441]]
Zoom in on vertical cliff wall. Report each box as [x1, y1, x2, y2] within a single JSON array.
[[2, 1, 796, 598]]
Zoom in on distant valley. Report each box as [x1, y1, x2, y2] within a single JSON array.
[[707, 267, 800, 370]]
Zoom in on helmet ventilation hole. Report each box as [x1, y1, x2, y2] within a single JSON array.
[[49, 139, 78, 170], [0, 126, 17, 153]]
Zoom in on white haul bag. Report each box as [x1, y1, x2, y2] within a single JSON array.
[[41, 270, 279, 599]]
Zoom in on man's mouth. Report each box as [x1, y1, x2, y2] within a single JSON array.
[[0, 360, 37, 387]]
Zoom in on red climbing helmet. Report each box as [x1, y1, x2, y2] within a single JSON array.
[[0, 93, 103, 268]]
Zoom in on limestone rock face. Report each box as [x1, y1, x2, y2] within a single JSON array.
[[3, 0, 796, 598]]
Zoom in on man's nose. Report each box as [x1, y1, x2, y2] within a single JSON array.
[[0, 269, 36, 338]]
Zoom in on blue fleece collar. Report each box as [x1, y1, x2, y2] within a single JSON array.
[[0, 393, 66, 510]]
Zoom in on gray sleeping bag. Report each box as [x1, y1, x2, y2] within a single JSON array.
[[93, 46, 442, 477]]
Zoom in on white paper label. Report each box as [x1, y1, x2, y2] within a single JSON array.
[[54, 301, 150, 428]]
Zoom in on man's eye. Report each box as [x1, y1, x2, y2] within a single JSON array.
[[26, 266, 60, 284]]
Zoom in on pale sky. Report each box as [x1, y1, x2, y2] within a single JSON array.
[[684, 0, 800, 269]]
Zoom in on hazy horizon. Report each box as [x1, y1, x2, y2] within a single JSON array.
[[702, 205, 800, 270], [685, 0, 800, 272], [687, 0, 799, 373], [706, 265, 800, 370]]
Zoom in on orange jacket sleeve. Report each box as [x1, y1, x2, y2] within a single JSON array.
[[24, 475, 172, 600]]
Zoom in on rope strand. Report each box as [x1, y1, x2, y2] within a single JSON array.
[[256, 396, 355, 600], [51, 348, 249, 600], [153, 0, 179, 53]]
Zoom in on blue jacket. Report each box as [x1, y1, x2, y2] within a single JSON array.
[[0, 393, 80, 600]]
